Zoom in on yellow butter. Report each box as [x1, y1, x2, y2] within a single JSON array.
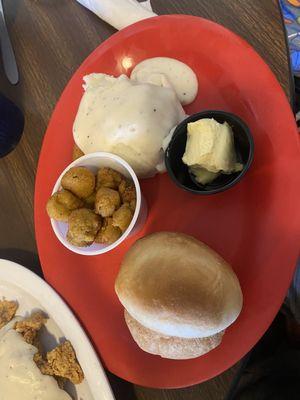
[[182, 118, 243, 184]]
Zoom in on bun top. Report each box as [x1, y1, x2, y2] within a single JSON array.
[[115, 232, 243, 338]]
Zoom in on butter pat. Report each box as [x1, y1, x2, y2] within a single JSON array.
[[189, 166, 220, 185], [182, 118, 243, 184]]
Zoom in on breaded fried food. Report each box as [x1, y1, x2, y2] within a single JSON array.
[[128, 198, 136, 212], [0, 300, 18, 329], [14, 311, 47, 345], [112, 204, 133, 232], [61, 167, 95, 199], [95, 187, 121, 217], [45, 341, 84, 384], [72, 144, 84, 161], [34, 351, 54, 375], [56, 190, 83, 210], [46, 190, 83, 222], [95, 217, 122, 244], [67, 208, 101, 247], [34, 352, 67, 389], [118, 179, 136, 204], [84, 191, 96, 209], [96, 167, 123, 190]]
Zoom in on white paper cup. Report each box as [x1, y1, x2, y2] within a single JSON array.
[[50, 152, 147, 255]]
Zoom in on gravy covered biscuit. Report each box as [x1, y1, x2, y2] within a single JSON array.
[[73, 73, 185, 177]]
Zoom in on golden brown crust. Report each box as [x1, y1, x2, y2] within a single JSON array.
[[34, 351, 54, 375], [118, 179, 136, 204], [128, 199, 136, 212], [1, 301, 84, 389], [61, 167, 95, 199], [0, 300, 18, 329], [46, 195, 70, 222], [46, 190, 83, 222], [95, 187, 121, 217], [112, 204, 133, 232], [95, 217, 122, 244], [72, 144, 84, 161], [56, 190, 83, 210], [125, 310, 224, 359], [96, 167, 123, 190], [84, 191, 96, 209], [67, 208, 101, 247], [44, 341, 84, 384], [115, 232, 243, 339], [14, 311, 47, 345]]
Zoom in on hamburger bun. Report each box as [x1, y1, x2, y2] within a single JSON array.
[[115, 232, 243, 339], [125, 310, 224, 359]]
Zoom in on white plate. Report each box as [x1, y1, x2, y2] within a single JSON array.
[[0, 259, 115, 400]]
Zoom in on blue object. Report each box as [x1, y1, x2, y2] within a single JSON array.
[[280, 0, 300, 75], [0, 93, 24, 157]]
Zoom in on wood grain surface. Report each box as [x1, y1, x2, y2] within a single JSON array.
[[0, 1, 292, 399]]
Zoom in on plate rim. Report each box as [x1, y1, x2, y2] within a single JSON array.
[[34, 14, 300, 388], [0, 258, 115, 400]]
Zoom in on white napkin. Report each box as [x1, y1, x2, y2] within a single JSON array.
[[76, 0, 157, 30]]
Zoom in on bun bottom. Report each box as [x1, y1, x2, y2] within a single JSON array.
[[124, 310, 224, 360]]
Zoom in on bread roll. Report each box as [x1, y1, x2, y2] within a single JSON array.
[[125, 310, 224, 359], [115, 232, 242, 339]]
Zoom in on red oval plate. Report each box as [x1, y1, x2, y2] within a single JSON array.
[[35, 15, 300, 388]]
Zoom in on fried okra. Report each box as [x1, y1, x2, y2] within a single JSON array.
[[61, 167, 95, 199], [46, 190, 83, 222], [84, 191, 96, 209], [96, 167, 123, 190], [112, 204, 133, 232], [67, 208, 101, 247], [118, 179, 136, 205], [95, 187, 121, 217], [95, 217, 122, 244]]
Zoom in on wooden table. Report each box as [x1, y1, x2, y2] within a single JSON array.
[[0, 1, 292, 399]]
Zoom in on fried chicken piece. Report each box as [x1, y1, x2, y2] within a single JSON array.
[[61, 167, 95, 199], [96, 167, 123, 190], [72, 144, 84, 161], [0, 300, 18, 329], [34, 352, 66, 388], [118, 179, 136, 204], [67, 208, 101, 247], [95, 187, 121, 217], [112, 204, 133, 232], [14, 311, 47, 345], [95, 217, 122, 244], [45, 341, 84, 384], [34, 351, 54, 375]]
